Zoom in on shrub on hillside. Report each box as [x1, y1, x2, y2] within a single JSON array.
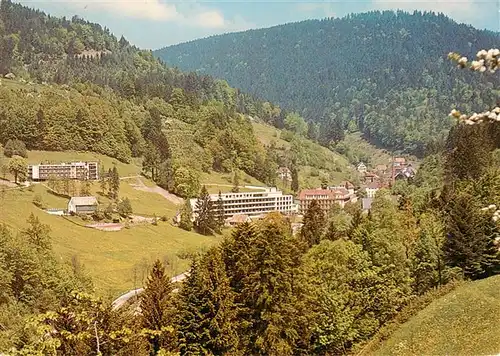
[[32, 194, 44, 208], [4, 139, 27, 158]]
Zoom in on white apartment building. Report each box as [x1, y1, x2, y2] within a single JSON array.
[[28, 161, 99, 181], [190, 187, 297, 219]]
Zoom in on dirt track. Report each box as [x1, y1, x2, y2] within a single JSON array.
[[128, 177, 184, 205]]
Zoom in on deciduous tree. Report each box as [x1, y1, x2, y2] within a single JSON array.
[[7, 155, 27, 183]]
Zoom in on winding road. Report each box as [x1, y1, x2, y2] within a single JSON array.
[[111, 271, 190, 310]]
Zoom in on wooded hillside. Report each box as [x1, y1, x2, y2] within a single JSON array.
[[156, 11, 500, 155], [0, 0, 301, 196]]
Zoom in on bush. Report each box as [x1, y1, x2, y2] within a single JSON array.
[[32, 194, 43, 208], [117, 197, 133, 217], [104, 203, 114, 220], [280, 130, 294, 142], [160, 215, 168, 222], [310, 167, 320, 177], [4, 139, 28, 158], [92, 208, 105, 221]]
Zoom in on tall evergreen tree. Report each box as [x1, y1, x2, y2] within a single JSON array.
[[445, 123, 495, 183], [221, 222, 259, 294], [99, 165, 107, 195], [231, 170, 240, 193], [179, 199, 193, 231], [233, 213, 308, 354], [177, 247, 238, 355], [411, 211, 446, 294], [142, 143, 161, 181], [109, 166, 120, 200], [194, 186, 216, 235], [444, 192, 500, 280], [291, 166, 299, 193], [215, 191, 225, 233], [140, 259, 177, 354], [300, 199, 325, 248]]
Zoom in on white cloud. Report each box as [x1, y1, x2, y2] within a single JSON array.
[[371, 0, 484, 24], [295, 3, 337, 17], [192, 9, 226, 28], [38, 0, 249, 30]]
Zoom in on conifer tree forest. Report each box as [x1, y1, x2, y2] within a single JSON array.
[[0, 1, 500, 355], [157, 11, 500, 156]]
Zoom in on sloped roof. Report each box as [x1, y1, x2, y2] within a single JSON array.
[[299, 188, 350, 200], [340, 181, 355, 189], [277, 167, 291, 173], [394, 157, 406, 163], [69, 196, 98, 206], [367, 182, 381, 189]]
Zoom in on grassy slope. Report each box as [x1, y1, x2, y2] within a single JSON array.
[[343, 133, 394, 167], [0, 150, 219, 297], [252, 121, 357, 189], [374, 275, 500, 356]]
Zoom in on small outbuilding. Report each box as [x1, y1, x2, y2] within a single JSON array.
[[68, 196, 98, 214]]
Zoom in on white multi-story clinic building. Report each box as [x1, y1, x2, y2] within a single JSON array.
[[190, 187, 297, 219]]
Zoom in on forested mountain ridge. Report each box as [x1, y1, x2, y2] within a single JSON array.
[[156, 11, 500, 155]]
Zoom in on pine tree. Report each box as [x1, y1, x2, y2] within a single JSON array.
[[179, 199, 193, 231], [300, 199, 325, 248], [177, 247, 238, 355], [194, 186, 216, 235], [445, 123, 494, 183], [109, 166, 120, 200], [291, 166, 299, 193], [411, 211, 445, 294], [231, 170, 240, 193], [215, 191, 225, 233], [142, 144, 162, 182], [230, 213, 308, 354], [107, 168, 113, 196], [221, 222, 259, 294], [444, 192, 500, 280], [140, 259, 177, 354], [99, 166, 107, 195]]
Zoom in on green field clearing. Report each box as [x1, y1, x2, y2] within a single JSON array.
[[199, 170, 265, 187], [251, 121, 355, 186], [251, 121, 291, 149], [374, 275, 500, 356]]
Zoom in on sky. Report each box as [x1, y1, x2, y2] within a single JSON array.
[[17, 0, 500, 50]]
